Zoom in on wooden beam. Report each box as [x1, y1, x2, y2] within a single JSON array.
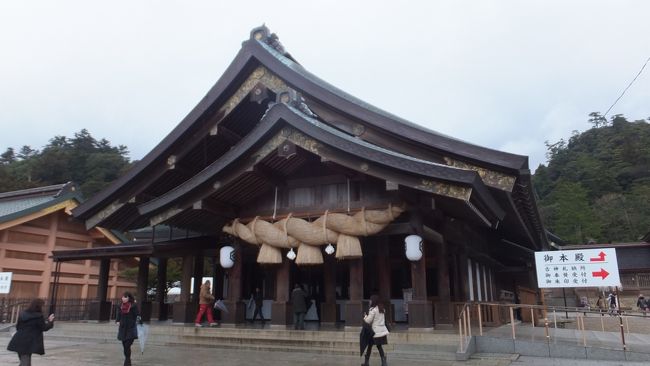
[[149, 207, 184, 227], [85, 199, 125, 230], [385, 181, 399, 191], [374, 222, 413, 236], [192, 199, 238, 219], [253, 164, 286, 187], [209, 124, 242, 144]]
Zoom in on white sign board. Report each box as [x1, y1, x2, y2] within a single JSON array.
[[535, 248, 621, 288], [0, 272, 13, 294]]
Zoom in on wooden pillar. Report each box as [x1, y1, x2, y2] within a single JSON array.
[[320, 255, 338, 324], [90, 258, 111, 321], [173, 255, 195, 323], [154, 258, 168, 320], [434, 240, 453, 328], [344, 258, 364, 327], [192, 255, 204, 306], [408, 210, 433, 328], [271, 259, 291, 326], [459, 249, 470, 301], [223, 244, 245, 324], [451, 253, 461, 302], [41, 214, 58, 298], [97, 259, 110, 302], [210, 257, 222, 323], [211, 257, 223, 299], [137, 257, 152, 321], [376, 237, 393, 323]]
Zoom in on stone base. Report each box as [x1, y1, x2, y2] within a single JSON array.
[[320, 302, 338, 323], [344, 301, 363, 326], [408, 300, 434, 328], [151, 301, 169, 321], [271, 301, 292, 326], [221, 301, 246, 324], [434, 301, 453, 328], [89, 301, 112, 322], [172, 302, 196, 323]]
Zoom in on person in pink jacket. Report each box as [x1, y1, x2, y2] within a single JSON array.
[[362, 295, 390, 366]]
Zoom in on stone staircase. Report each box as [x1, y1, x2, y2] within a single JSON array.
[[35, 322, 461, 360]]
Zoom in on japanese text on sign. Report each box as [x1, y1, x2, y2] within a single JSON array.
[[534, 248, 620, 288]]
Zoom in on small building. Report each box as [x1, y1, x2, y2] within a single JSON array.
[[0, 183, 136, 299]]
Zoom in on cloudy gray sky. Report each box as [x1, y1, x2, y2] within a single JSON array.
[[1, 1, 648, 171]]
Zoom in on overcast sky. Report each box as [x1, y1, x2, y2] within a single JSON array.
[[1, 1, 648, 172]]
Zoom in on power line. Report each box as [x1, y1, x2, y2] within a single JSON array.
[[603, 55, 650, 118]]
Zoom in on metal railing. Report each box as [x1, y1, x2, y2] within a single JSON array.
[[0, 298, 123, 323], [457, 302, 471, 352], [455, 301, 650, 352]]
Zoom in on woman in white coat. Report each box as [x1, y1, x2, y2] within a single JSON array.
[[362, 295, 389, 366]]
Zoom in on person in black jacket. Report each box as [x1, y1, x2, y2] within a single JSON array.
[[249, 287, 265, 323], [291, 283, 308, 330], [116, 292, 140, 366], [7, 298, 55, 366]]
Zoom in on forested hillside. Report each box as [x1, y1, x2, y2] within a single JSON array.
[[0, 129, 132, 198], [533, 114, 650, 244]]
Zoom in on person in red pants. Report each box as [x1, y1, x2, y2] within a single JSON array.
[[195, 280, 217, 327]]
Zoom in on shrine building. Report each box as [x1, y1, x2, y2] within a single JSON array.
[[55, 26, 547, 328]]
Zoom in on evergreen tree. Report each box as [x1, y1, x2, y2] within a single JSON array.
[[534, 114, 650, 243], [0, 148, 16, 164], [0, 130, 131, 197]]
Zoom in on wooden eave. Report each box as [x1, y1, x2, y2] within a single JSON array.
[[51, 237, 215, 261], [246, 39, 529, 173], [0, 198, 78, 232], [74, 35, 520, 222], [136, 103, 504, 227], [72, 46, 263, 221]]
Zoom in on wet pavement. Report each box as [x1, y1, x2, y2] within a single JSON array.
[[0, 337, 495, 366], [1, 332, 648, 365]]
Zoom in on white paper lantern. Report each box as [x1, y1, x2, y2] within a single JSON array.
[[324, 243, 335, 255], [220, 246, 235, 268], [404, 235, 423, 261], [286, 248, 297, 260]]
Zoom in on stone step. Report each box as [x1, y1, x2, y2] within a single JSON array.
[[50, 322, 459, 345], [45, 330, 457, 350], [7, 322, 464, 362], [42, 322, 461, 359]]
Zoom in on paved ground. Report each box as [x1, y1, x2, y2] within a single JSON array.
[[0, 337, 648, 365], [0, 338, 492, 366]]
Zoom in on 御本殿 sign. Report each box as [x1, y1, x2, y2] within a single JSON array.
[[534, 248, 621, 288]]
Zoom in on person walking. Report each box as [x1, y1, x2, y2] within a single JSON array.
[[362, 295, 390, 366], [195, 280, 217, 327], [608, 292, 618, 316], [249, 287, 265, 323], [116, 292, 139, 366], [637, 294, 647, 315], [7, 298, 55, 366], [596, 294, 605, 314], [291, 283, 308, 330]]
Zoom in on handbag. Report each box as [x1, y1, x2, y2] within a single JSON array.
[[362, 321, 375, 336]]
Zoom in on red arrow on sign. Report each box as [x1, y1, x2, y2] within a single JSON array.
[[592, 268, 609, 279], [590, 251, 606, 262]]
